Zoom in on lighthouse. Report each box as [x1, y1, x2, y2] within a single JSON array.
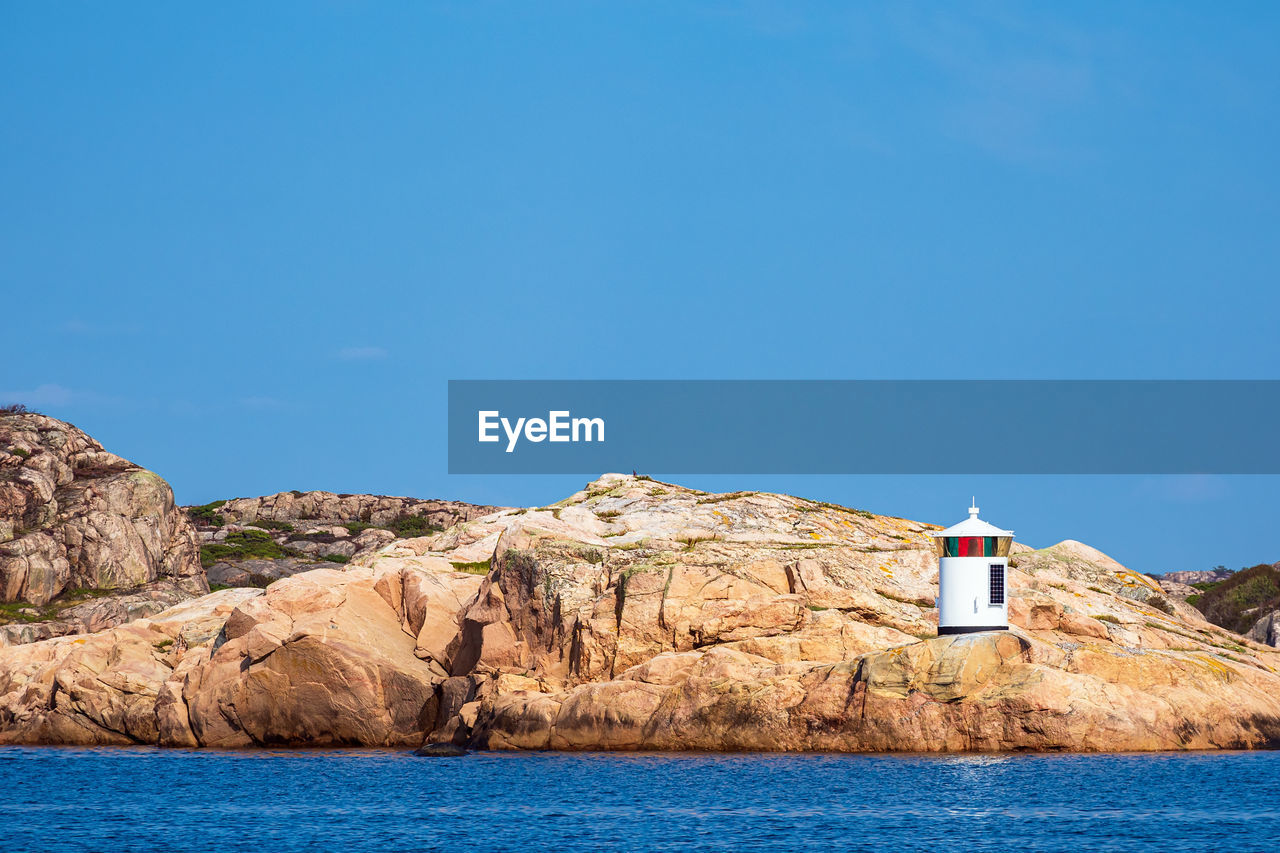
[[931, 500, 1014, 635]]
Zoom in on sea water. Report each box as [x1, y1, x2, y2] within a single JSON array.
[[1, 747, 1276, 852]]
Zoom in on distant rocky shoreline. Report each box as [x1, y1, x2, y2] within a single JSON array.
[[1155, 568, 1236, 586], [2, 411, 1279, 752]]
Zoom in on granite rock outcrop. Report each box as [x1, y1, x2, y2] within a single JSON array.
[[0, 412, 203, 612], [2, 474, 1278, 752]]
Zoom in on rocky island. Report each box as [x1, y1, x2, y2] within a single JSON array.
[[1, 411, 1278, 752]]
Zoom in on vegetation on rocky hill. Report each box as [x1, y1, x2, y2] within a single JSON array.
[[1187, 564, 1280, 634], [0, 587, 115, 625], [199, 529, 302, 569], [188, 500, 228, 527]]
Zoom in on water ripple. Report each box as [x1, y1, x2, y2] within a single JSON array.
[[1, 748, 1276, 852]]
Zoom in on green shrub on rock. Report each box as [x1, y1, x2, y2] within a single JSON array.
[[387, 515, 443, 538], [189, 500, 228, 527], [199, 529, 300, 567]]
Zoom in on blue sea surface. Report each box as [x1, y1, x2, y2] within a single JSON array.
[[1, 748, 1276, 852]]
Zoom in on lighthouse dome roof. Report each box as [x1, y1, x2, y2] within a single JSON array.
[[930, 502, 1014, 538]]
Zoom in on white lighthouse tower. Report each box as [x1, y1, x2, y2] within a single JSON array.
[[931, 500, 1014, 635]]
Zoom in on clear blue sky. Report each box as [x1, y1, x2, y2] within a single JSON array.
[[2, 3, 1277, 574]]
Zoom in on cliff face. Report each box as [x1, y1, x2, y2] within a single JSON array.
[[1, 474, 1278, 752], [0, 413, 203, 610]]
